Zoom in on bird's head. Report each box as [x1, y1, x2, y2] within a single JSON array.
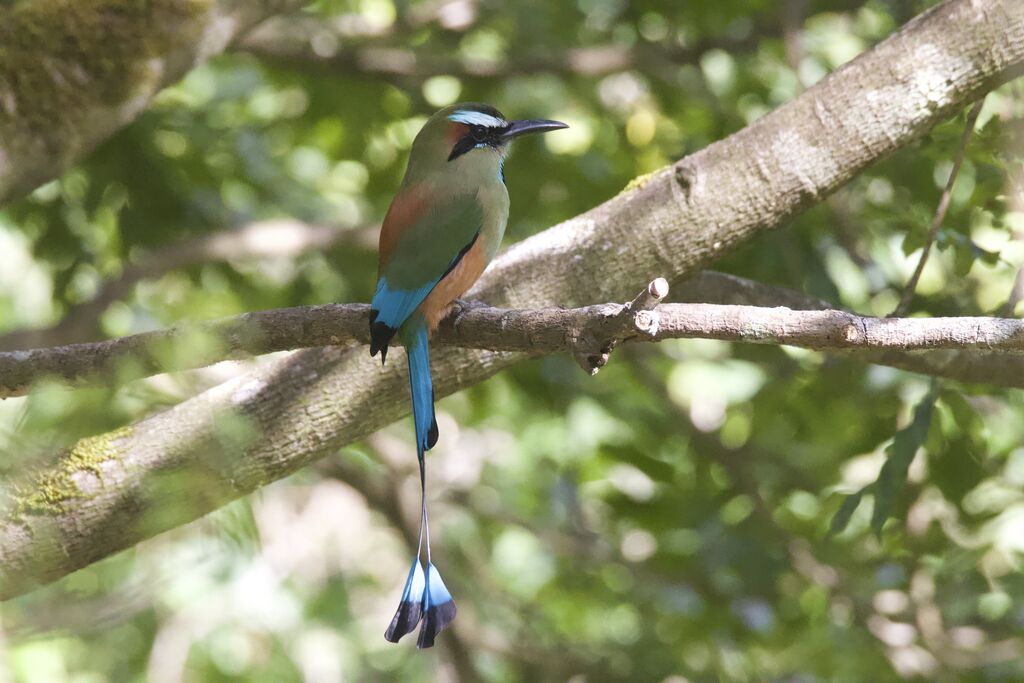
[[405, 103, 567, 179]]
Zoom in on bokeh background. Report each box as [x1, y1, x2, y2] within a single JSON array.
[[2, 0, 1024, 681]]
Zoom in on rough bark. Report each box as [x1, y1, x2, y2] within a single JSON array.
[[0, 0, 308, 207], [12, 277, 1024, 396], [2, 0, 1023, 599]]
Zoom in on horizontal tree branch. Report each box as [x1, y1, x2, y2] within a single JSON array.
[[0, 0, 309, 207], [242, 34, 757, 82], [10, 277, 1024, 397], [0, 219, 376, 352], [3, 0, 1023, 599], [240, 0, 870, 83]]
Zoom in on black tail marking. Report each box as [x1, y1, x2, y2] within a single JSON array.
[[426, 388, 439, 449], [428, 416, 439, 450], [369, 311, 397, 365], [416, 600, 457, 649], [385, 599, 423, 643]]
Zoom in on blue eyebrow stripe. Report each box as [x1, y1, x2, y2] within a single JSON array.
[[448, 110, 506, 127]]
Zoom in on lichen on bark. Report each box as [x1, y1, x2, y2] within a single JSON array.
[[620, 168, 662, 194], [10, 424, 133, 519]]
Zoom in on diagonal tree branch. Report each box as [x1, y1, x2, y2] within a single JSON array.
[[2, 0, 1023, 600], [891, 99, 986, 316], [0, 0, 310, 208]]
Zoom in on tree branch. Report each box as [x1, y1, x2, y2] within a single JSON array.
[[241, 34, 757, 82], [2, 0, 1023, 600], [239, 1, 871, 83], [11, 277, 1024, 397], [0, 0, 309, 207], [891, 99, 986, 316], [0, 219, 376, 352]]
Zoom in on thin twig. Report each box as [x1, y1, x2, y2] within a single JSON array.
[[242, 0, 875, 84], [997, 93, 1024, 315], [242, 22, 778, 83], [782, 0, 809, 81], [891, 99, 985, 316]]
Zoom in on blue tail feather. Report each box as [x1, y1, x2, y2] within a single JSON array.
[[399, 320, 437, 453], [370, 277, 438, 363], [385, 559, 426, 643], [417, 563, 457, 649], [383, 319, 457, 648]]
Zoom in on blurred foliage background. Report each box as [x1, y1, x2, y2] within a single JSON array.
[[2, 0, 1024, 681]]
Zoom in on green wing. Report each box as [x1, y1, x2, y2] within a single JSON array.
[[381, 192, 484, 291]]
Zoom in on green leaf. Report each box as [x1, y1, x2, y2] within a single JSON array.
[[939, 389, 985, 445], [954, 242, 975, 276], [829, 487, 866, 537], [901, 229, 926, 256], [870, 382, 940, 537], [930, 389, 987, 502], [206, 497, 261, 556], [946, 231, 1002, 274], [974, 241, 1002, 265]]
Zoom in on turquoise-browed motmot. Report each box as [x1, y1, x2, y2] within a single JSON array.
[[370, 103, 566, 648]]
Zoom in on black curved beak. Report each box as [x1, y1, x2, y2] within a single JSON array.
[[501, 119, 568, 140]]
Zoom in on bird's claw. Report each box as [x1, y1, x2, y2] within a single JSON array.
[[449, 299, 486, 325]]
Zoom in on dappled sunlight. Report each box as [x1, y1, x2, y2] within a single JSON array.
[[2, 0, 1024, 681]]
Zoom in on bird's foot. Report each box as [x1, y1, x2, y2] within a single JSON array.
[[448, 299, 486, 327]]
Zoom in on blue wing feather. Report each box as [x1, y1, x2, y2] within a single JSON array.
[[372, 277, 439, 332], [370, 192, 484, 361]]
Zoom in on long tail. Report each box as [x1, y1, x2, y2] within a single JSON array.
[[402, 318, 438, 454], [384, 318, 456, 648]]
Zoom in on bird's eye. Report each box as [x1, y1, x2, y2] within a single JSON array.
[[470, 125, 487, 142]]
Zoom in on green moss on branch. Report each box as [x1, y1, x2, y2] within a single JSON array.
[[0, 0, 210, 178], [11, 425, 133, 519]]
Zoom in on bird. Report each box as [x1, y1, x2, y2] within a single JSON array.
[[369, 103, 566, 648]]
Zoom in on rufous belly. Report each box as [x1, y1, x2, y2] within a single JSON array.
[[418, 237, 488, 331]]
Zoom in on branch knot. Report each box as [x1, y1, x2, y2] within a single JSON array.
[[571, 278, 670, 375]]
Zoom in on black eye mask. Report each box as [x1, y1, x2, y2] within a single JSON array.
[[448, 125, 505, 161]]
